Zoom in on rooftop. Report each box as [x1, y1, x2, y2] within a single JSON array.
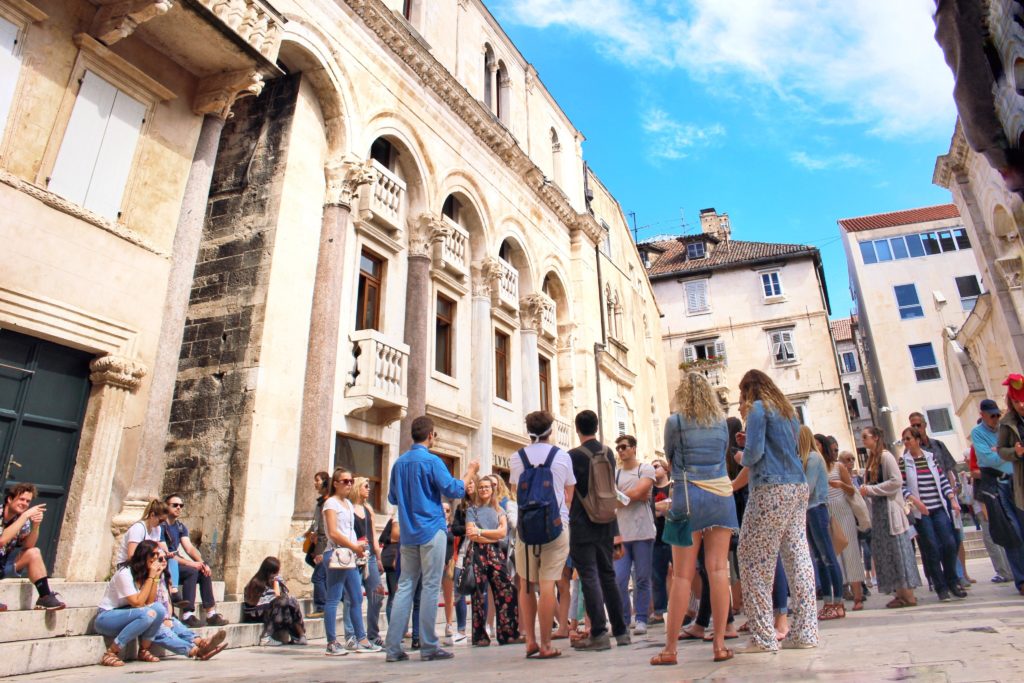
[[837, 204, 960, 233], [643, 237, 816, 278], [830, 316, 854, 342]]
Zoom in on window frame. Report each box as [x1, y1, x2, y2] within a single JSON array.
[[538, 355, 551, 413], [434, 292, 455, 377], [909, 342, 941, 382], [334, 433, 385, 512], [840, 351, 857, 374], [954, 274, 982, 312], [768, 327, 798, 366], [760, 269, 783, 300], [494, 329, 510, 402], [356, 249, 384, 331], [687, 242, 706, 260], [893, 283, 924, 320]]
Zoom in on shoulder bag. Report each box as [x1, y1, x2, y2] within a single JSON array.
[[328, 545, 358, 570], [663, 415, 693, 547]]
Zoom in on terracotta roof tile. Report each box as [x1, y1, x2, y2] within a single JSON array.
[[830, 317, 853, 342], [837, 204, 959, 233], [644, 238, 815, 278]]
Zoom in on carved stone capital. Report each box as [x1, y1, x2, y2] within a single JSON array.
[[91, 0, 173, 46], [89, 355, 147, 392], [325, 159, 375, 208], [193, 70, 264, 119], [996, 255, 1024, 289], [408, 212, 450, 257], [520, 293, 554, 332]]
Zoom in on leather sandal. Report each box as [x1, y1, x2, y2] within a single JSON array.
[[137, 649, 160, 663], [852, 600, 864, 611], [650, 651, 678, 665], [100, 645, 124, 667], [713, 647, 734, 662]]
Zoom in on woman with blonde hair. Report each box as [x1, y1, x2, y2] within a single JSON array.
[[651, 372, 737, 666], [734, 370, 817, 654], [825, 444, 866, 610], [116, 499, 169, 565], [859, 427, 920, 608], [466, 475, 518, 645], [342, 476, 385, 648], [798, 426, 845, 620]]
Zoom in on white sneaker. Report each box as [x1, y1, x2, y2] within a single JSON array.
[[453, 631, 467, 643], [260, 635, 285, 647], [345, 636, 358, 651], [445, 623, 453, 637], [355, 640, 383, 654], [633, 621, 647, 636]]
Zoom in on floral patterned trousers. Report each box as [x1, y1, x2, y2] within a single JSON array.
[[738, 483, 818, 650], [471, 543, 519, 644]]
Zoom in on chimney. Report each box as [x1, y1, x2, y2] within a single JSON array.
[[699, 207, 731, 241]]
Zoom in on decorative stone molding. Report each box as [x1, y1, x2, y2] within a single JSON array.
[[408, 212, 450, 258], [90, 0, 173, 46], [195, 0, 284, 61], [324, 159, 375, 208], [996, 254, 1024, 289], [471, 260, 497, 298], [89, 354, 147, 391], [519, 293, 553, 333], [934, 123, 971, 189], [193, 69, 264, 119]]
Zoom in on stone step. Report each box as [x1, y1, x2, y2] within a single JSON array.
[[0, 580, 225, 611]]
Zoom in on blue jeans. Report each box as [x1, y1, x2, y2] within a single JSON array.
[[324, 550, 365, 644], [167, 558, 180, 588], [311, 559, 327, 611], [773, 555, 789, 614], [95, 602, 167, 648], [651, 541, 672, 614], [995, 480, 1024, 588], [344, 559, 382, 640], [384, 529, 446, 658], [914, 507, 960, 593], [614, 539, 653, 625], [153, 617, 197, 655], [454, 585, 467, 632], [806, 504, 844, 603]]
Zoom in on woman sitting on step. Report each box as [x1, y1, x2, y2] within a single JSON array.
[[243, 556, 307, 646], [95, 540, 169, 666], [152, 546, 228, 660]]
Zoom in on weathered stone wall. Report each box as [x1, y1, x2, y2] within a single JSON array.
[[162, 74, 301, 573]]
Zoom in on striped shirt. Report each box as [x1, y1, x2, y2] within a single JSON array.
[[903, 454, 953, 511]]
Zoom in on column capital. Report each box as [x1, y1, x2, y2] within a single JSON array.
[[409, 212, 450, 257], [89, 354, 147, 392], [91, 0, 173, 46], [520, 293, 553, 332], [193, 69, 264, 119], [324, 159, 376, 208], [472, 256, 504, 297]]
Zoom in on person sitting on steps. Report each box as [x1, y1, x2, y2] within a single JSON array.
[[162, 493, 228, 627], [0, 483, 65, 611]]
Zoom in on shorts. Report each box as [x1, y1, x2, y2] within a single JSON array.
[[0, 549, 22, 580], [515, 530, 570, 583]]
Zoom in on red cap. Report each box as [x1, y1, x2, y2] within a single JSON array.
[[1003, 373, 1024, 402]]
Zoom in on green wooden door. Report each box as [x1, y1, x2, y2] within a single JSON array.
[[0, 329, 91, 571]]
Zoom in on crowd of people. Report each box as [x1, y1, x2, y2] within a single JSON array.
[[3, 369, 1024, 670]]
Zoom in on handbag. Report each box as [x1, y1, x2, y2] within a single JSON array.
[[302, 530, 316, 554], [829, 515, 849, 555], [327, 546, 358, 570], [455, 540, 478, 594], [847, 488, 872, 532], [980, 488, 1023, 549], [663, 472, 693, 548]]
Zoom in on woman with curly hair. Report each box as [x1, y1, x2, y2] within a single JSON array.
[[734, 370, 817, 654], [651, 372, 737, 666]]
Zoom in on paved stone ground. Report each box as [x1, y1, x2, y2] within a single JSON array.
[[12, 558, 1024, 682]]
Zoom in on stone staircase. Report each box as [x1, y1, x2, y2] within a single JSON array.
[[0, 579, 347, 677], [962, 528, 990, 560]]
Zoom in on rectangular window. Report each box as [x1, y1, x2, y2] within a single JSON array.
[[769, 328, 798, 364], [761, 271, 783, 298], [925, 407, 955, 434], [684, 279, 710, 314], [0, 17, 21, 140], [955, 275, 981, 311], [495, 330, 510, 401], [356, 250, 383, 331], [873, 239, 893, 261], [905, 233, 925, 257], [894, 284, 924, 319], [889, 237, 909, 259], [687, 242, 706, 259], [614, 401, 628, 437], [922, 232, 941, 255], [334, 435, 384, 511], [859, 241, 877, 265], [909, 343, 940, 381], [48, 70, 146, 221], [683, 338, 726, 364], [538, 356, 551, 412], [434, 293, 454, 375], [938, 230, 956, 252], [793, 402, 808, 425], [841, 351, 857, 373], [953, 227, 971, 250]]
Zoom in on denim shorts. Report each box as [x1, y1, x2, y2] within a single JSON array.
[[673, 480, 738, 533]]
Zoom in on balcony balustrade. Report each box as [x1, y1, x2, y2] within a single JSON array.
[[345, 329, 409, 425]]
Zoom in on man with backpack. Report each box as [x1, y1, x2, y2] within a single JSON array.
[[567, 410, 630, 651], [509, 410, 576, 659]]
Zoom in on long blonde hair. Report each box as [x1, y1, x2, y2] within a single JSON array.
[[739, 369, 797, 421], [347, 476, 369, 505], [473, 475, 501, 511], [673, 371, 724, 427], [797, 425, 817, 469], [863, 426, 885, 484]]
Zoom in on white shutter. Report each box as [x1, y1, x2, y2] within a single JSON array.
[[614, 401, 628, 437], [685, 280, 708, 313], [685, 281, 699, 312], [770, 331, 783, 360], [0, 17, 20, 139], [713, 339, 727, 365], [683, 345, 696, 364], [48, 71, 145, 220], [782, 330, 796, 360]]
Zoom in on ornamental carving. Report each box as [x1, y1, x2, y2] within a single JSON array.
[[408, 213, 450, 258], [91, 0, 173, 46], [324, 159, 376, 208], [996, 254, 1024, 289], [195, 0, 284, 61], [193, 70, 264, 119], [519, 293, 553, 333], [89, 355, 147, 392]]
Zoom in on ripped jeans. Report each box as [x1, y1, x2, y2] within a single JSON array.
[[95, 602, 167, 648]]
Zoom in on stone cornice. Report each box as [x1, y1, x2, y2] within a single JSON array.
[[339, 0, 599, 245], [89, 354, 147, 392], [934, 122, 970, 189]]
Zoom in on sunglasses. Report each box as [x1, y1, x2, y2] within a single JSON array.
[[150, 554, 167, 562], [338, 478, 354, 485], [169, 503, 184, 509], [615, 445, 630, 451]]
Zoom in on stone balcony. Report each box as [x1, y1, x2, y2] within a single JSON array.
[[434, 215, 469, 281], [491, 257, 519, 313], [554, 415, 573, 450], [358, 159, 407, 237], [344, 329, 409, 426], [539, 292, 557, 340]]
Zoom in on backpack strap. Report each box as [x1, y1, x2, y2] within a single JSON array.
[[517, 448, 532, 471], [543, 445, 559, 468]]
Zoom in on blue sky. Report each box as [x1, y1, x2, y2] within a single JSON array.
[[491, 0, 958, 319]]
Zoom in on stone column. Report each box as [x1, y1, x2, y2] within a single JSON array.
[[469, 263, 497, 473], [293, 160, 375, 519], [125, 71, 264, 512], [519, 294, 552, 416], [398, 214, 450, 453], [55, 356, 146, 580]]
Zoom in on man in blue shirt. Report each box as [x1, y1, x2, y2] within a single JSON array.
[[384, 416, 478, 662]]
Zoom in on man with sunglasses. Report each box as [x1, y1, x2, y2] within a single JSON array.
[[162, 494, 228, 627], [612, 434, 656, 635]]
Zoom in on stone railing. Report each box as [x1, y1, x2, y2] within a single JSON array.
[[492, 257, 519, 312], [554, 415, 574, 450], [435, 215, 470, 279], [681, 359, 726, 387], [196, 0, 283, 61], [346, 329, 409, 423], [358, 159, 407, 235], [540, 293, 557, 340]]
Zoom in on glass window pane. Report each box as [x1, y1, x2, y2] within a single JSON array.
[[954, 228, 971, 249], [922, 232, 941, 255], [910, 343, 937, 368], [890, 237, 909, 259], [926, 408, 954, 433], [955, 275, 981, 297], [859, 241, 877, 264], [938, 230, 956, 252], [905, 233, 925, 257], [874, 239, 893, 261], [893, 284, 919, 307]]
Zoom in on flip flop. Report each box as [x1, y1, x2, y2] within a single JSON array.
[[525, 645, 541, 658], [678, 630, 703, 640], [537, 648, 561, 659]]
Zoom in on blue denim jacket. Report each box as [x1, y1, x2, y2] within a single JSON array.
[[741, 400, 806, 488], [663, 413, 729, 482], [804, 451, 829, 508]]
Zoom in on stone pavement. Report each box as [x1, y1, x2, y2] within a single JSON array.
[[10, 558, 1023, 683]]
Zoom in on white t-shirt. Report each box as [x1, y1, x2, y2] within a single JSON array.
[[615, 463, 656, 542], [509, 442, 577, 528], [116, 521, 162, 565], [98, 567, 140, 611], [323, 497, 357, 549]]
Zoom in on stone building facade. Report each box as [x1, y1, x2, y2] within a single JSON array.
[[641, 209, 854, 449], [829, 316, 876, 458], [0, 0, 670, 592]]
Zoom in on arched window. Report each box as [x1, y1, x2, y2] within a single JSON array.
[[442, 194, 461, 223], [499, 239, 512, 262], [496, 60, 510, 124], [550, 128, 562, 187], [369, 136, 395, 171], [483, 44, 496, 111]]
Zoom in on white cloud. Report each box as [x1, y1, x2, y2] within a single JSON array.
[[643, 108, 725, 160], [500, 0, 956, 139], [789, 151, 867, 171]]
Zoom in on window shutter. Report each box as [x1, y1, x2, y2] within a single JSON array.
[[696, 280, 708, 311], [713, 339, 727, 365], [0, 18, 20, 138], [614, 402, 628, 437], [683, 345, 696, 364], [685, 282, 699, 311], [85, 88, 145, 219], [771, 331, 783, 359]]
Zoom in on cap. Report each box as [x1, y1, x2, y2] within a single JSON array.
[[1003, 373, 1024, 402], [980, 398, 1001, 416]]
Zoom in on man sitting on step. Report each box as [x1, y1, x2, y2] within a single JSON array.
[[0, 483, 65, 610], [161, 493, 227, 627]]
